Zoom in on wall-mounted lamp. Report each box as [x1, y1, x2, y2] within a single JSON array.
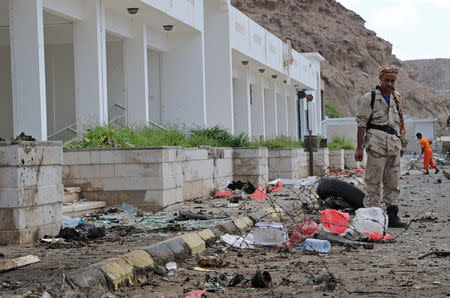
[[271, 75, 277, 79], [163, 24, 174, 31], [241, 60, 249, 65], [127, 8, 139, 15], [258, 68, 265, 73]]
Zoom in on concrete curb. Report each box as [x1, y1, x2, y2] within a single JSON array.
[[26, 203, 293, 297]]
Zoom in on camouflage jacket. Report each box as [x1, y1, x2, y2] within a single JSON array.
[[356, 89, 405, 156]]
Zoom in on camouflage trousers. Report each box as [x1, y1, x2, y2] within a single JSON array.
[[364, 149, 400, 207]]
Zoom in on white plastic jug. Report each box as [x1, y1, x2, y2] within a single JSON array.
[[253, 222, 288, 246]]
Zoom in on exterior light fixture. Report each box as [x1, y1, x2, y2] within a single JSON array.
[[241, 60, 249, 65], [258, 68, 265, 73], [272, 75, 277, 79], [163, 24, 174, 31], [127, 8, 139, 14]]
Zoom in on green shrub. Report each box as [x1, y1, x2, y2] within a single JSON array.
[[325, 101, 341, 118], [327, 136, 355, 149], [250, 135, 303, 149]]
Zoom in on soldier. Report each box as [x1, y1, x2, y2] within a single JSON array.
[[355, 66, 408, 228]]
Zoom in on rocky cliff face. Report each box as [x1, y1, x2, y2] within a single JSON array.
[[405, 59, 450, 93], [232, 0, 449, 133]]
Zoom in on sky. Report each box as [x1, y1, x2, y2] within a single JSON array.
[[336, 0, 450, 61]]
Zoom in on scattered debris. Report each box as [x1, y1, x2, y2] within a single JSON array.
[[299, 238, 331, 253], [179, 289, 206, 298], [62, 216, 82, 228], [250, 186, 266, 201], [214, 190, 234, 198], [175, 211, 212, 221], [196, 256, 229, 268], [290, 220, 320, 243], [443, 170, 450, 179], [221, 234, 254, 249], [192, 266, 213, 272], [0, 255, 40, 272], [250, 271, 272, 288], [226, 203, 239, 208], [253, 222, 288, 246], [315, 230, 374, 249], [351, 207, 388, 237], [228, 181, 256, 194], [418, 251, 450, 259], [321, 209, 349, 234], [86, 226, 106, 239], [317, 178, 365, 210], [269, 181, 284, 192], [15, 132, 36, 141], [122, 202, 134, 213], [228, 273, 245, 287]]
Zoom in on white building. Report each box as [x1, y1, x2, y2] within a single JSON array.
[[0, 0, 324, 142]]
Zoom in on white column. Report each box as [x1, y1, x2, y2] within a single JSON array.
[[251, 79, 265, 140], [288, 88, 298, 139], [276, 87, 288, 136], [9, 0, 47, 140], [232, 70, 251, 137], [264, 83, 277, 139], [73, 0, 108, 130], [124, 22, 149, 124]]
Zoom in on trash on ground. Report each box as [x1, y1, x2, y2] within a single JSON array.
[[443, 170, 450, 179], [86, 226, 106, 238], [122, 202, 134, 213], [253, 222, 288, 246], [250, 271, 272, 288], [40, 237, 63, 244], [228, 273, 245, 287], [418, 251, 450, 259], [0, 255, 40, 272], [351, 207, 388, 237], [179, 289, 207, 298], [299, 238, 331, 253], [315, 230, 374, 249], [227, 203, 239, 208], [268, 177, 318, 189], [202, 274, 228, 292], [175, 211, 212, 221], [214, 190, 234, 198], [250, 186, 266, 201], [62, 216, 82, 228], [192, 266, 213, 272], [317, 178, 365, 210], [269, 181, 284, 192], [219, 180, 231, 190], [166, 262, 177, 271], [220, 234, 254, 249], [196, 256, 229, 267], [290, 220, 321, 243], [228, 181, 256, 194], [321, 209, 349, 234], [355, 168, 364, 174]]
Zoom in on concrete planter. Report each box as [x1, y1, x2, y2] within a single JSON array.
[[328, 149, 344, 171], [268, 148, 308, 180], [0, 141, 63, 244], [308, 148, 329, 176], [232, 148, 268, 186], [63, 147, 184, 211], [344, 149, 367, 169]]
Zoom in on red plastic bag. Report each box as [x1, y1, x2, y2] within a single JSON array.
[[269, 181, 284, 192], [364, 233, 392, 242], [321, 209, 349, 234], [355, 167, 364, 174], [214, 190, 234, 198], [290, 220, 321, 243], [250, 186, 266, 201], [179, 289, 206, 298]]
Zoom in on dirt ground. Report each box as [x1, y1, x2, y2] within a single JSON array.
[[1, 167, 449, 297]]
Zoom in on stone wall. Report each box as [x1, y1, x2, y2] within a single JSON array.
[[232, 148, 268, 186], [268, 148, 308, 180], [63, 147, 184, 211], [308, 148, 329, 176], [328, 149, 344, 171], [0, 142, 63, 244], [343, 149, 367, 169]]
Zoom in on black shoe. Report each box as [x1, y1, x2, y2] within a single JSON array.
[[387, 205, 408, 228], [435, 167, 440, 174], [423, 170, 430, 175]]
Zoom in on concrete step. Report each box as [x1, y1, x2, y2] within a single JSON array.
[[63, 186, 81, 203], [63, 201, 106, 217]]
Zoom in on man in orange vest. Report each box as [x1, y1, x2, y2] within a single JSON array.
[[416, 132, 439, 174]]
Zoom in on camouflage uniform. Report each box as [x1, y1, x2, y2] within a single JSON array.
[[356, 89, 407, 207]]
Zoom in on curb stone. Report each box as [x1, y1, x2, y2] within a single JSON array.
[[21, 204, 293, 297]]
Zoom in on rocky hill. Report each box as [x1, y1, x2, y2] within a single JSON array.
[[405, 59, 450, 96], [232, 0, 449, 133]]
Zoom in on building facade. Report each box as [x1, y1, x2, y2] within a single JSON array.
[[0, 0, 324, 142]]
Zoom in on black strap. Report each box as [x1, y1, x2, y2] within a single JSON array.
[[367, 90, 376, 126]]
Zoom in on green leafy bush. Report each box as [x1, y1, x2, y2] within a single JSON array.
[[250, 135, 303, 149], [327, 136, 355, 149], [325, 101, 341, 118]]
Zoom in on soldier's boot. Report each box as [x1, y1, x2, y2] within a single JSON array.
[[387, 205, 408, 228], [435, 167, 440, 174]]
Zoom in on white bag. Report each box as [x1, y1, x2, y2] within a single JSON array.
[[351, 207, 388, 235]]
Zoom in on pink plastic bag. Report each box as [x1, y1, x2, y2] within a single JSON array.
[[321, 209, 349, 234], [364, 233, 392, 242], [269, 181, 283, 192], [214, 190, 234, 198], [290, 220, 321, 243], [250, 186, 266, 201], [355, 168, 364, 174], [179, 289, 206, 298]]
